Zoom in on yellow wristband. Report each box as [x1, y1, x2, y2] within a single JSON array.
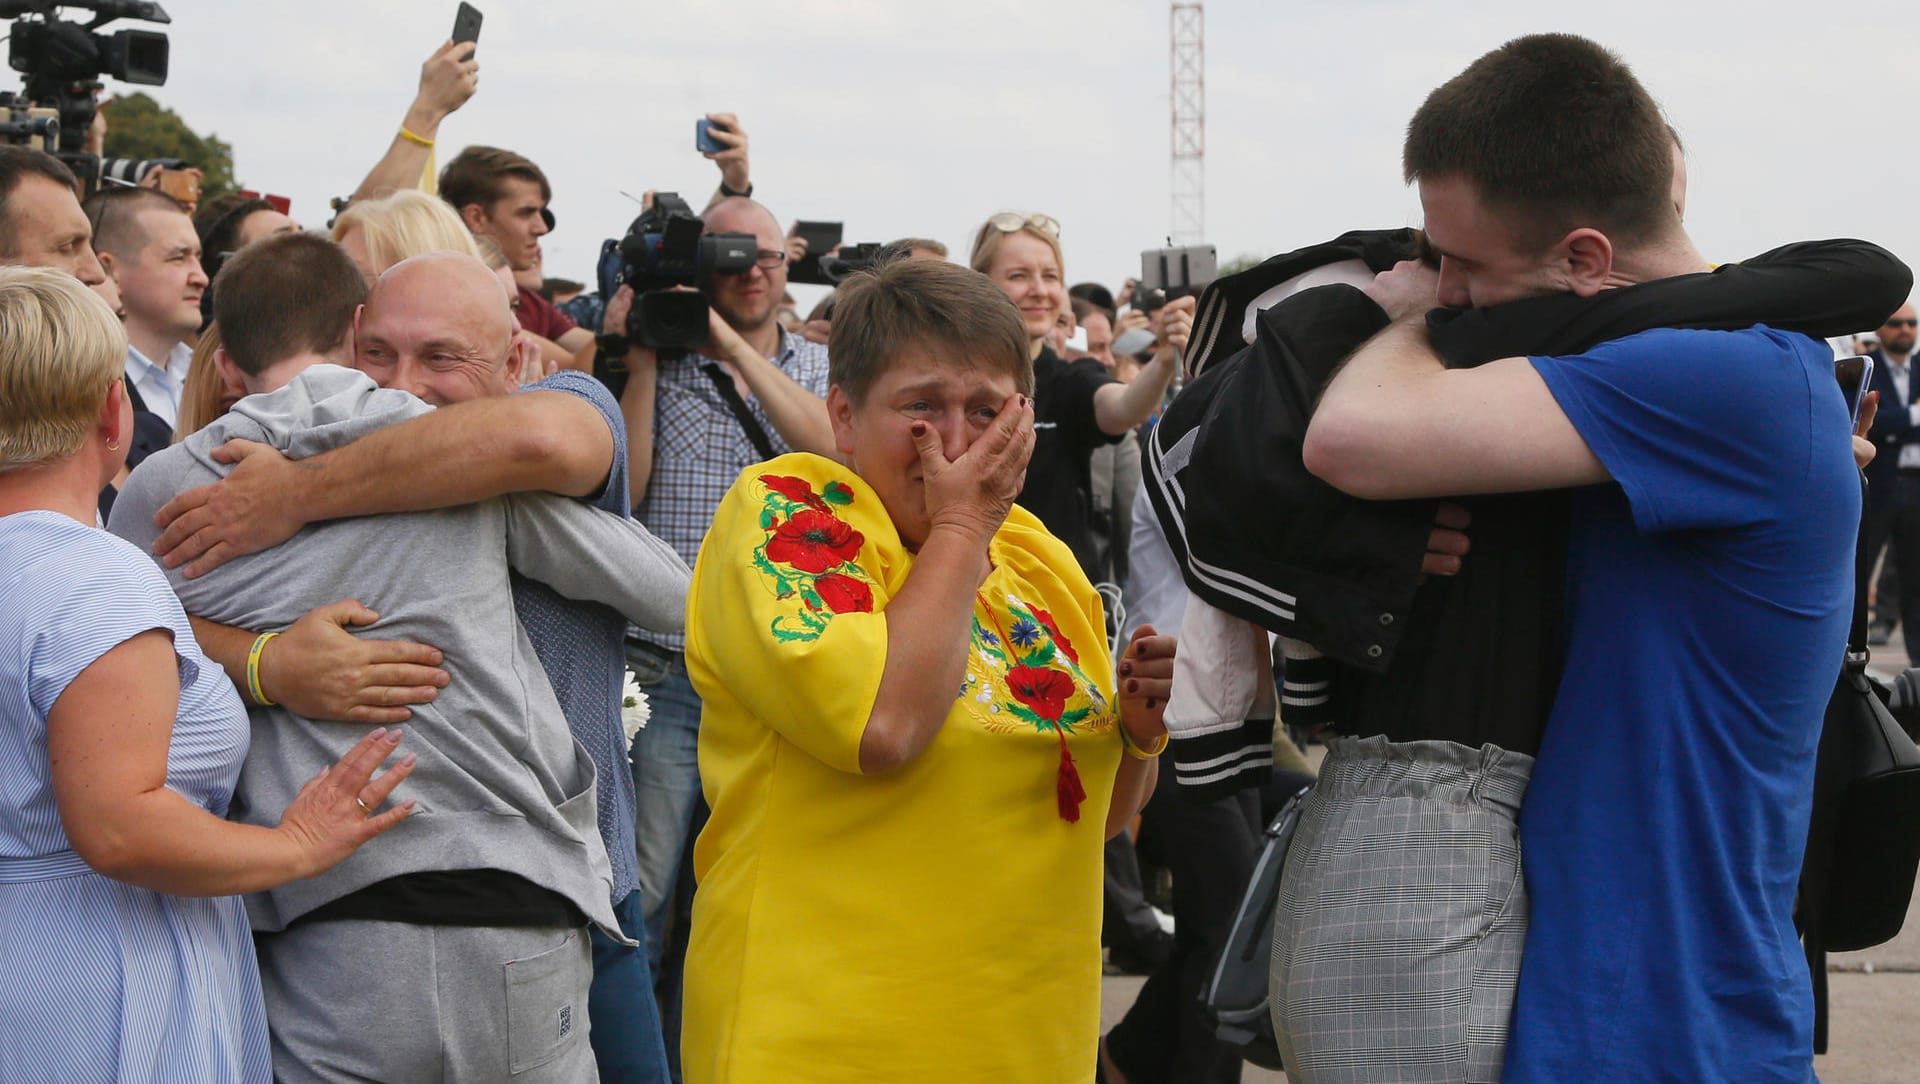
[[245, 632, 279, 707], [1120, 727, 1169, 760], [398, 126, 435, 148]]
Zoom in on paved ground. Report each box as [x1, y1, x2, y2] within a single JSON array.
[[1098, 647, 1920, 1083], [1100, 914, 1920, 1083]]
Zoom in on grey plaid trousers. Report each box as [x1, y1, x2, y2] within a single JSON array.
[[1269, 736, 1533, 1083]]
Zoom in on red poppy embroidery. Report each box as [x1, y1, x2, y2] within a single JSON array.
[[765, 510, 865, 574], [759, 474, 827, 510], [814, 572, 874, 614], [1031, 608, 1078, 666], [1006, 665, 1075, 722]]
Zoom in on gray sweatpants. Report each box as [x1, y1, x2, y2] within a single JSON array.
[[1269, 735, 1532, 1084], [256, 919, 598, 1083]]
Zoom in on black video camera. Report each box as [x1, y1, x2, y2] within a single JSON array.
[[2, 0, 169, 194], [601, 191, 755, 357]]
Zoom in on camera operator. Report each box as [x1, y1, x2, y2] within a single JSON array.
[[607, 192, 833, 1078]]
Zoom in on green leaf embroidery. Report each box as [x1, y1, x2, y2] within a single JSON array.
[[1005, 702, 1048, 728], [823, 481, 853, 506]]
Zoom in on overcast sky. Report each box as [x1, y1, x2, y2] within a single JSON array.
[[74, 0, 1919, 316]]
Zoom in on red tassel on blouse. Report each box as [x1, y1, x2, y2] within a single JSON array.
[[1056, 732, 1086, 823]]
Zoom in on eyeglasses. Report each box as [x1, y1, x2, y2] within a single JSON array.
[[1885, 318, 1918, 329], [718, 249, 788, 275], [984, 212, 1061, 239]]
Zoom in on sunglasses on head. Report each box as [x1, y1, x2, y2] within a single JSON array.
[[985, 212, 1061, 239], [1886, 319, 1918, 329]]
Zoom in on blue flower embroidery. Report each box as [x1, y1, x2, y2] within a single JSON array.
[[981, 629, 1000, 647], [1008, 618, 1041, 648]]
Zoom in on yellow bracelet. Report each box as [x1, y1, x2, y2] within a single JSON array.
[[1120, 727, 1169, 760], [398, 126, 435, 148], [245, 632, 279, 707]]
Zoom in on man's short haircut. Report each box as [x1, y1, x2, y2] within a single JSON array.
[[0, 265, 127, 470], [83, 185, 189, 259], [890, 237, 949, 259], [1070, 295, 1114, 329], [0, 147, 79, 258], [333, 188, 480, 274], [1402, 33, 1676, 249], [542, 277, 583, 300], [195, 193, 278, 267], [1069, 281, 1116, 316], [214, 233, 367, 376], [829, 259, 1033, 406], [438, 145, 552, 214]]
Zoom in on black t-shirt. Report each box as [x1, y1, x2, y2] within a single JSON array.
[[1019, 347, 1121, 577], [1335, 491, 1569, 755]]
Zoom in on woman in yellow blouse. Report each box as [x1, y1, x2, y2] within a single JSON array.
[[681, 258, 1175, 1083]]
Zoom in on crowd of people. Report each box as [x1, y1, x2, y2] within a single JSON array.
[[0, 24, 1909, 1084]]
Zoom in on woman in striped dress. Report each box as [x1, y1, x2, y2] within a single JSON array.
[[0, 266, 417, 1082]]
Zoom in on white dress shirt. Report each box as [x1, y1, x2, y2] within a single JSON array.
[[123, 341, 194, 430]]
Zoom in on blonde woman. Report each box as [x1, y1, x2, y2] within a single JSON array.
[[172, 321, 243, 441], [0, 267, 415, 1081], [330, 188, 478, 284], [967, 213, 1192, 576], [333, 189, 582, 371]]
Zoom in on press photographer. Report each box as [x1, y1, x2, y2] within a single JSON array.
[[608, 188, 834, 1078]]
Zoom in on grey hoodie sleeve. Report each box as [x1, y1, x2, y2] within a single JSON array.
[[502, 492, 692, 633]]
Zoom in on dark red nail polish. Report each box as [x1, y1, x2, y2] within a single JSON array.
[[1127, 679, 1139, 693]]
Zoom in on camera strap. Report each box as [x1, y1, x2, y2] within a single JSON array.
[[700, 362, 777, 461]]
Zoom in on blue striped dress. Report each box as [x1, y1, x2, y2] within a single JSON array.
[[0, 510, 271, 1082]]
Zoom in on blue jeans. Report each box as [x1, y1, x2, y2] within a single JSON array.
[[625, 645, 706, 1081], [588, 890, 671, 1083]]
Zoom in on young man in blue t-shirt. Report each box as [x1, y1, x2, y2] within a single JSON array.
[[1303, 33, 1888, 1084]]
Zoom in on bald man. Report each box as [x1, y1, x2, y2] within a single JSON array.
[[117, 248, 689, 1081]]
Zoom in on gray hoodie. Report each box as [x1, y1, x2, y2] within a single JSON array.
[[109, 365, 689, 936]]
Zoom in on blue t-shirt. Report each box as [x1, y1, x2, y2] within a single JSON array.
[[507, 370, 642, 907], [1506, 326, 1857, 1083]]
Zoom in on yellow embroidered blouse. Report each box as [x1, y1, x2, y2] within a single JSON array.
[[682, 453, 1122, 1084]]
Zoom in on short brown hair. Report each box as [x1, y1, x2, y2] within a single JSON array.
[[829, 259, 1032, 406], [0, 147, 78, 258], [213, 233, 367, 376], [439, 145, 551, 215], [83, 185, 188, 259], [1402, 33, 1676, 249]]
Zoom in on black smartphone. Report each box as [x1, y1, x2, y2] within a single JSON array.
[[793, 220, 843, 257], [452, 3, 483, 58], [1837, 354, 1875, 426]]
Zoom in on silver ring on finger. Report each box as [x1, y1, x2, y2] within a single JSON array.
[[355, 797, 372, 816]]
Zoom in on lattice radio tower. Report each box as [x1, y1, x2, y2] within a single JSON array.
[[1169, 3, 1205, 245]]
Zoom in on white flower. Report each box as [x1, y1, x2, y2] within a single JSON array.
[[622, 670, 650, 746]]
